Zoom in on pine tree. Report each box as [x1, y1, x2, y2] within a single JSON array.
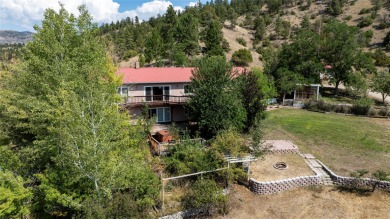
[[204, 20, 224, 57], [175, 13, 200, 57]]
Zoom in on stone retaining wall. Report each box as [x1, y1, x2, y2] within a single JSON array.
[[317, 160, 390, 191], [267, 149, 299, 154], [249, 175, 322, 195]]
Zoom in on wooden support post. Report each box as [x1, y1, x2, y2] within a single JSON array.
[[161, 173, 164, 213]]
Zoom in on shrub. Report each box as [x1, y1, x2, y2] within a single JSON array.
[[262, 39, 270, 47], [236, 37, 247, 47], [222, 38, 231, 52], [372, 49, 390, 66], [351, 98, 374, 115], [377, 107, 389, 117], [181, 179, 228, 216], [357, 16, 373, 28], [359, 8, 370, 15], [303, 99, 334, 112], [344, 15, 352, 21], [231, 49, 253, 66], [368, 108, 377, 117]]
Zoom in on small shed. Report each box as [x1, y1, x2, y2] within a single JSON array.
[[283, 84, 320, 107]]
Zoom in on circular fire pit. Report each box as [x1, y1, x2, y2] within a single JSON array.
[[273, 162, 288, 170]]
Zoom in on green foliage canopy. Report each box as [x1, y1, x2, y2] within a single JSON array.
[[0, 5, 159, 217], [186, 56, 246, 138]]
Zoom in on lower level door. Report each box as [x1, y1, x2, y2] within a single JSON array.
[[150, 107, 171, 122]]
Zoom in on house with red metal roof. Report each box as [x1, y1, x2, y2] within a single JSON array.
[[117, 66, 246, 123], [117, 67, 193, 123]]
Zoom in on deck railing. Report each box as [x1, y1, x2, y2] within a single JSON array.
[[125, 95, 189, 104]]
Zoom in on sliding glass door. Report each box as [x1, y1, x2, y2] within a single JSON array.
[[145, 86, 170, 101], [149, 107, 171, 122]]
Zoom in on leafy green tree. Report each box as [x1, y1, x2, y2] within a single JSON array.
[[186, 56, 246, 138], [345, 72, 370, 97], [371, 71, 390, 104], [322, 20, 374, 95], [231, 49, 253, 66], [0, 5, 159, 217], [240, 68, 276, 129], [275, 29, 322, 83], [173, 49, 187, 66], [204, 21, 225, 57], [0, 170, 32, 218], [275, 68, 305, 103]]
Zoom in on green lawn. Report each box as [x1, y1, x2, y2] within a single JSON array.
[[263, 108, 390, 175]]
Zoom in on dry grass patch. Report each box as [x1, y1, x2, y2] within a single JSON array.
[[251, 154, 315, 181], [215, 184, 390, 219]]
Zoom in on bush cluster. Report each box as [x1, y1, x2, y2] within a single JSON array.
[[350, 98, 374, 115], [303, 98, 389, 117], [357, 16, 373, 28], [236, 37, 247, 47], [358, 8, 371, 15]]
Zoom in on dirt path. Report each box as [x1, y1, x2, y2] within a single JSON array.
[[322, 81, 390, 104]]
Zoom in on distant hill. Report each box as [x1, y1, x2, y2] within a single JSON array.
[[0, 30, 33, 45]]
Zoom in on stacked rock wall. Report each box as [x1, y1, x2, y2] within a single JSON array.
[[249, 176, 322, 195], [317, 160, 390, 191]]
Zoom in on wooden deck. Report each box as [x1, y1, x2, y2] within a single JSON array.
[[123, 95, 188, 107]]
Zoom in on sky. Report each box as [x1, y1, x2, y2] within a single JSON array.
[[0, 0, 205, 32]]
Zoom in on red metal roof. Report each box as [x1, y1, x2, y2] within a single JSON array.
[[117, 67, 246, 84]]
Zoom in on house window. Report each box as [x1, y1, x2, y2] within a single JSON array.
[[117, 86, 128, 97], [145, 86, 170, 101], [149, 107, 171, 122]]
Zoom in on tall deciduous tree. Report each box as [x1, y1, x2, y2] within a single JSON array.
[[371, 71, 390, 104], [240, 68, 276, 129], [0, 5, 158, 217], [322, 20, 374, 95], [0, 170, 32, 218], [186, 56, 246, 138]]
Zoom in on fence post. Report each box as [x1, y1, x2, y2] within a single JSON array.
[[161, 173, 164, 213]]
